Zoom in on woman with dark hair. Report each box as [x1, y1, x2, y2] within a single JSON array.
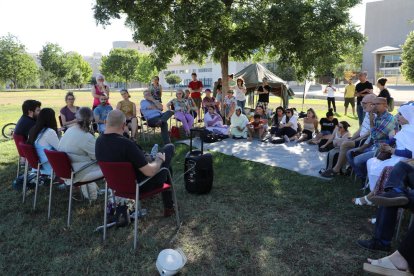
[[320, 121, 352, 176], [308, 108, 338, 145], [296, 108, 319, 143], [234, 77, 247, 113], [27, 108, 60, 176], [270, 106, 285, 136], [149, 76, 163, 102], [276, 108, 298, 142], [377, 77, 391, 106], [184, 89, 198, 119], [58, 107, 102, 200], [319, 121, 351, 151], [60, 91, 80, 129]]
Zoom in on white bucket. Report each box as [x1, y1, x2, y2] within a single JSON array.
[[156, 248, 187, 276]]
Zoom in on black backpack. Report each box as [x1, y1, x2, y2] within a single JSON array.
[[201, 129, 228, 143]]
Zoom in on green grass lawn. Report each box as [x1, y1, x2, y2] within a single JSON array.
[[0, 89, 400, 274]]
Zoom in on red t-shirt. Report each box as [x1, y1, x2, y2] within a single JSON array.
[[188, 80, 203, 99]]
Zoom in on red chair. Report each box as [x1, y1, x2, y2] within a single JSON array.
[[44, 149, 104, 226], [98, 162, 180, 250], [13, 134, 25, 177], [19, 143, 50, 209]]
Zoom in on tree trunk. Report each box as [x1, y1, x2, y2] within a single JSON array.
[[220, 52, 229, 117]]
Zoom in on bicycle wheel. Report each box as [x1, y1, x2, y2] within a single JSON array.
[[2, 123, 17, 139]]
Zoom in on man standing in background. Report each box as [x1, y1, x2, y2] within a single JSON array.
[[356, 72, 374, 125], [344, 79, 356, 116]]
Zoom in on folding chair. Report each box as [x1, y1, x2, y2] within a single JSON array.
[[19, 143, 49, 209], [13, 134, 25, 177], [98, 162, 180, 250], [140, 110, 161, 142], [44, 149, 104, 226]]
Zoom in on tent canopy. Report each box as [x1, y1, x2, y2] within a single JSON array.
[[233, 63, 293, 108]]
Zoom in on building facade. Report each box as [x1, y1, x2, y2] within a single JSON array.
[[362, 0, 414, 84], [159, 55, 250, 89]]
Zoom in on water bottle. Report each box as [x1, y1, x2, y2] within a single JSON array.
[[150, 144, 159, 159]]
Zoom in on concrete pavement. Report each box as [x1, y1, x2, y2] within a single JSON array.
[[290, 84, 414, 105]]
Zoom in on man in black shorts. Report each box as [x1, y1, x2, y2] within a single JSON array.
[[96, 110, 175, 217]]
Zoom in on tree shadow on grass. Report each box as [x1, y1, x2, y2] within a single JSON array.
[[0, 143, 388, 275]]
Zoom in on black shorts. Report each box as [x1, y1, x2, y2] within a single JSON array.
[[344, 98, 355, 108], [302, 129, 313, 140]]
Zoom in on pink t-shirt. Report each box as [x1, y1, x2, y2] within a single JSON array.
[[93, 85, 109, 107]]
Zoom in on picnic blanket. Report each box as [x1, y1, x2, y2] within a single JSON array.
[[177, 138, 330, 179]]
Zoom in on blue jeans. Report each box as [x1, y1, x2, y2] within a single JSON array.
[[357, 105, 364, 126], [374, 206, 398, 245], [384, 161, 414, 191], [237, 100, 246, 114], [346, 146, 375, 179]]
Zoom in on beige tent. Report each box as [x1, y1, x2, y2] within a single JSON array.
[[234, 63, 294, 108]]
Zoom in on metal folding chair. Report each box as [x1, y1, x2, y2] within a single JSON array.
[[44, 149, 104, 226], [13, 134, 25, 177], [98, 163, 180, 250], [19, 143, 49, 209]]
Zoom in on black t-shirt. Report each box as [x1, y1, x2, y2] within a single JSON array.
[[356, 81, 373, 105], [96, 133, 148, 181], [14, 115, 36, 140], [319, 118, 338, 133], [378, 88, 391, 105], [257, 85, 271, 103]]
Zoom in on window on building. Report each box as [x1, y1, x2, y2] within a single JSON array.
[[199, 78, 212, 87], [379, 54, 402, 69], [198, 68, 213, 73], [192, 69, 197, 73], [179, 70, 185, 74]]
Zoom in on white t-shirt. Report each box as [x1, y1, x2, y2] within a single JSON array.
[[281, 115, 298, 131], [36, 128, 59, 148], [325, 86, 336, 98], [234, 86, 246, 101], [360, 112, 378, 137]]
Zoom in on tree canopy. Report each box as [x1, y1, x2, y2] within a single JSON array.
[[101, 48, 156, 86], [0, 34, 39, 88], [401, 31, 414, 83], [66, 52, 93, 88], [94, 0, 364, 90], [39, 43, 93, 88], [39, 43, 70, 87], [165, 73, 182, 86]]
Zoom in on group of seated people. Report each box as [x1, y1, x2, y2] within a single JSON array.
[[14, 98, 177, 219], [12, 82, 414, 274]]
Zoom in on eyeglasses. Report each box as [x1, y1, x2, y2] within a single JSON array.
[[338, 126, 343, 129]]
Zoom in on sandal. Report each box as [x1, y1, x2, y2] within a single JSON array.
[[321, 169, 339, 178], [353, 195, 374, 206], [364, 257, 412, 276]]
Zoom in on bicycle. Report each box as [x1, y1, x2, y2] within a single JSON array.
[[2, 123, 16, 139]]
